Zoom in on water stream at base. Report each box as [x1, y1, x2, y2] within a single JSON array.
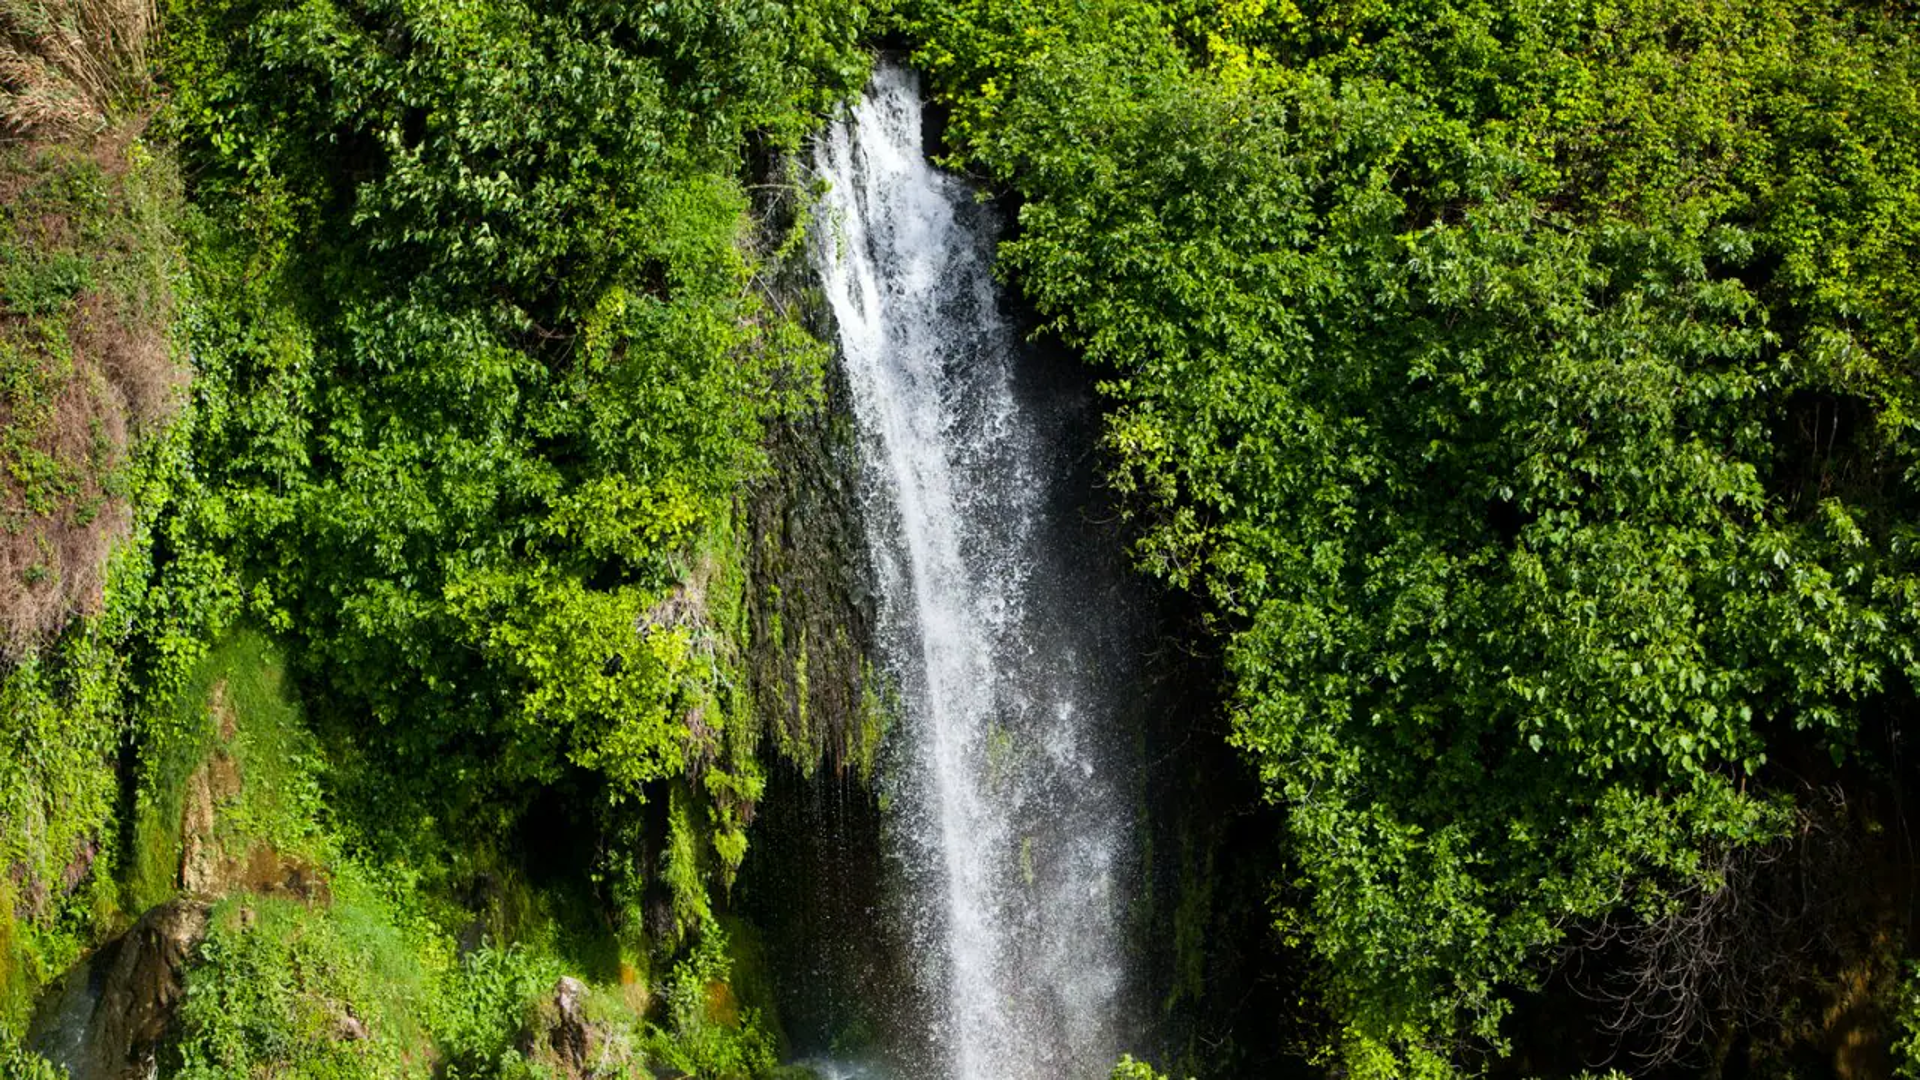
[[811, 62, 1145, 1080]]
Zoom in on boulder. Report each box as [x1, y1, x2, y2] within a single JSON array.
[[29, 899, 210, 1080]]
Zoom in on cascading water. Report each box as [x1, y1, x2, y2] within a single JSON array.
[[812, 62, 1145, 1080]]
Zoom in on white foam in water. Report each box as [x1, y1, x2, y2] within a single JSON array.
[[813, 62, 1139, 1080], [799, 1059, 892, 1080]]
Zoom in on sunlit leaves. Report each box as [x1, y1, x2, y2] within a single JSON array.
[[909, 0, 1920, 1066], [168, 0, 870, 929]]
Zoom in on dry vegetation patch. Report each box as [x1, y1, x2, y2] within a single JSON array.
[[1, 0, 154, 144], [0, 144, 179, 651], [0, 0, 178, 652]]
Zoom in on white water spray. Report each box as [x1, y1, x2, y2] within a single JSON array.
[[813, 62, 1141, 1080]]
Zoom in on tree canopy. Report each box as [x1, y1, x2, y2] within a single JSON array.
[[904, 0, 1920, 1068]]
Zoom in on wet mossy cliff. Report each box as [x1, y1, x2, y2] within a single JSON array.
[[731, 137, 1305, 1077]]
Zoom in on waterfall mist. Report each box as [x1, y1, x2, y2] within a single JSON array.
[[810, 61, 1149, 1080]]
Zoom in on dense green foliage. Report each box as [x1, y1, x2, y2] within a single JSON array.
[[5, 0, 882, 1072], [133, 0, 880, 1070], [905, 0, 1920, 1070], [141, 632, 783, 1080], [162, 0, 876, 830], [1111, 1054, 1183, 1080], [119, 0, 884, 1029], [10, 0, 1920, 1073]]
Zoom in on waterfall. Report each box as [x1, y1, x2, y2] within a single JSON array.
[[812, 62, 1144, 1080]]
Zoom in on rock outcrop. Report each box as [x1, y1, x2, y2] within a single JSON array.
[[28, 899, 210, 1080]]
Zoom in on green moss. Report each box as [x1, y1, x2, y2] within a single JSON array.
[[1165, 835, 1214, 1015], [0, 880, 22, 1034], [846, 661, 893, 787], [128, 629, 319, 911], [715, 914, 784, 1053], [664, 790, 714, 954]]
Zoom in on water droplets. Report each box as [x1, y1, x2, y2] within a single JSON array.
[[813, 62, 1143, 1080]]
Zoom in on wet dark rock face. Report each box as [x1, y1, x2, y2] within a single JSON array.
[[30, 899, 210, 1080]]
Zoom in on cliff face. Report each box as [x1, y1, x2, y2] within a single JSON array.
[[741, 168, 888, 787]]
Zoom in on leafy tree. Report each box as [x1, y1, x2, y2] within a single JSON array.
[[160, 0, 875, 941], [906, 0, 1920, 1069]]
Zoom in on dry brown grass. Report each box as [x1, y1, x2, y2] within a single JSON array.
[[0, 305, 136, 653], [0, 0, 155, 143], [0, 135, 181, 653], [0, 279, 181, 654], [76, 280, 183, 433]]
